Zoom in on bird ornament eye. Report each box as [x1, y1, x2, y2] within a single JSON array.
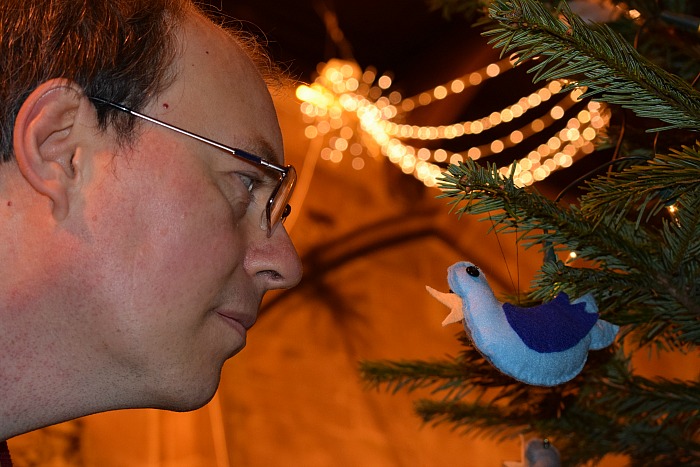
[[466, 265, 480, 277]]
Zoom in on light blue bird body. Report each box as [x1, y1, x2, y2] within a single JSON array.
[[426, 261, 619, 386]]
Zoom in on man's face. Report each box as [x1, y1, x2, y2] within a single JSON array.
[[74, 13, 302, 409]]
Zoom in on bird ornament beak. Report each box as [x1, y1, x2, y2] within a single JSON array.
[[425, 286, 464, 327]]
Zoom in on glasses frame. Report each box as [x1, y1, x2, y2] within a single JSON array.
[[89, 96, 295, 237]]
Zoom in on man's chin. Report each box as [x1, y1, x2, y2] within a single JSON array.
[[155, 391, 217, 413], [149, 373, 223, 413]]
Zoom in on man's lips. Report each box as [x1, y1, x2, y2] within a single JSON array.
[[215, 310, 256, 335]]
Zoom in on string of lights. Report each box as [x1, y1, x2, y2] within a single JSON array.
[[296, 57, 609, 188]]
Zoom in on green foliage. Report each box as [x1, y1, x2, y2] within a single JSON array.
[[581, 144, 700, 225], [484, 0, 700, 131], [363, 0, 700, 464], [362, 337, 700, 465]]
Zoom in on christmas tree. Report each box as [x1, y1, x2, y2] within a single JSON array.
[[360, 1, 700, 464]]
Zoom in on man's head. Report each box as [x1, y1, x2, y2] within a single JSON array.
[[0, 0, 302, 439]]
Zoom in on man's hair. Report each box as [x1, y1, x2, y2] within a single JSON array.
[[0, 0, 189, 162]]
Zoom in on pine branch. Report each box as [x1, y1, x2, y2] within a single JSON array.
[[439, 159, 657, 272], [579, 368, 700, 465], [656, 199, 700, 344], [360, 341, 523, 400], [596, 373, 700, 434], [409, 350, 623, 465], [413, 398, 644, 465], [359, 359, 475, 400], [483, 0, 700, 131], [544, 402, 700, 465], [415, 375, 700, 465], [581, 144, 700, 225], [362, 320, 699, 463], [415, 399, 533, 440]]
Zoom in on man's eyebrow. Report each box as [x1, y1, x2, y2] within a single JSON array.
[[243, 139, 282, 165]]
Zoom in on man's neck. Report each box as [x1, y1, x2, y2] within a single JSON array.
[[0, 309, 114, 440]]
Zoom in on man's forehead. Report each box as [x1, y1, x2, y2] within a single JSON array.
[[159, 11, 284, 163]]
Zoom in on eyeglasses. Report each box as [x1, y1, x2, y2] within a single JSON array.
[[89, 97, 296, 237]]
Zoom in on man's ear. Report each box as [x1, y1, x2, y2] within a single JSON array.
[[13, 79, 92, 221]]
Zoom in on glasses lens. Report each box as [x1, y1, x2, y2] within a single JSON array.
[[265, 165, 297, 236]]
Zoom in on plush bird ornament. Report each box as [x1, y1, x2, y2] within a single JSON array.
[[426, 261, 619, 386], [503, 436, 561, 467]]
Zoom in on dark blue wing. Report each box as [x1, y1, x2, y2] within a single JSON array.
[[502, 293, 599, 353]]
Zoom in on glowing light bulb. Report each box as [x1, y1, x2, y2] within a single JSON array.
[[550, 105, 565, 120], [467, 147, 481, 160], [582, 127, 596, 141], [304, 126, 318, 139], [378, 75, 392, 89], [401, 100, 415, 112], [417, 148, 431, 161], [330, 149, 343, 163], [528, 151, 541, 162], [578, 109, 591, 123], [538, 88, 552, 101], [434, 86, 448, 100], [317, 121, 331, 134], [548, 81, 562, 93], [451, 79, 465, 93], [509, 131, 524, 144], [346, 78, 359, 91], [566, 128, 580, 141], [548, 136, 562, 150], [296, 84, 330, 108]]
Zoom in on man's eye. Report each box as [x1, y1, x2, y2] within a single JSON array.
[[236, 173, 257, 193]]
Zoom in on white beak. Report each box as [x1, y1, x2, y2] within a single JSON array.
[[425, 285, 464, 327]]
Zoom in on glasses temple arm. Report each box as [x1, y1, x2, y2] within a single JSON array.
[[89, 96, 286, 174]]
